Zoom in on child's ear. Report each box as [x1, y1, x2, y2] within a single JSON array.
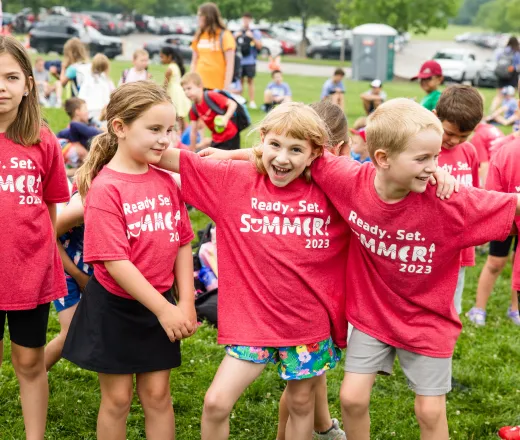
[[373, 149, 390, 169], [432, 109, 437, 116], [112, 118, 126, 139]]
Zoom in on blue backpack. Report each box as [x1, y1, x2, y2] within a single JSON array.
[[191, 89, 251, 132]]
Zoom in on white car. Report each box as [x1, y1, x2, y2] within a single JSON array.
[[432, 48, 482, 83]]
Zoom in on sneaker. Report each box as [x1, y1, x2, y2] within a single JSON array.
[[499, 426, 520, 439], [313, 418, 346, 440], [507, 307, 520, 326], [466, 307, 486, 326], [249, 101, 258, 110]]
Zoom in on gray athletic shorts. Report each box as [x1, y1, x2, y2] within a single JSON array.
[[345, 327, 452, 396]]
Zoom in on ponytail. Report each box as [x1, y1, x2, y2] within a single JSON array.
[[75, 132, 118, 198]]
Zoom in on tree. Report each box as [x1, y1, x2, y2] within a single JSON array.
[[474, 0, 520, 32], [338, 0, 462, 35], [453, 0, 493, 25], [189, 0, 272, 20]]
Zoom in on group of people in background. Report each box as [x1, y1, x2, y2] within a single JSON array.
[[2, 0, 520, 439]]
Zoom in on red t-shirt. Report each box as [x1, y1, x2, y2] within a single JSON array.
[[84, 166, 194, 299], [471, 123, 503, 163], [179, 150, 350, 348], [485, 138, 520, 290], [188, 91, 238, 143], [312, 154, 516, 357], [438, 142, 480, 266], [0, 127, 69, 310], [490, 133, 517, 160]]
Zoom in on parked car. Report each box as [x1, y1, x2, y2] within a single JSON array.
[[306, 38, 352, 60], [143, 34, 193, 63], [432, 48, 481, 83], [81, 11, 122, 36], [474, 59, 498, 88], [29, 23, 123, 59]]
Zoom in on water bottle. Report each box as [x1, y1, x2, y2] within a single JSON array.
[[199, 266, 218, 291]]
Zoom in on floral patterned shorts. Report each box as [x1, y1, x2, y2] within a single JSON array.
[[225, 337, 341, 380]]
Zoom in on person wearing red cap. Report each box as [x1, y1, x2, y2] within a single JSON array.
[[349, 127, 370, 163], [412, 60, 444, 111]]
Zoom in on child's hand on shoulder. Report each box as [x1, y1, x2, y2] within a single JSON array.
[[157, 303, 194, 341], [430, 167, 460, 200], [198, 147, 233, 160]]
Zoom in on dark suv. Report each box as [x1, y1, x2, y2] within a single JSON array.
[[29, 22, 123, 59]]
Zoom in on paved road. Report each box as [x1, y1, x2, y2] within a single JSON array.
[[120, 33, 494, 80]]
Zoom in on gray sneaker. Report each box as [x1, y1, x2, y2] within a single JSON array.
[[313, 418, 346, 440], [466, 307, 486, 326]]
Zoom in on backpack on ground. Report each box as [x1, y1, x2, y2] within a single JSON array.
[[219, 30, 242, 82], [191, 89, 251, 132], [495, 50, 516, 80]]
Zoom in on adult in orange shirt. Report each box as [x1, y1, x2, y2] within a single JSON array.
[[191, 2, 236, 91]]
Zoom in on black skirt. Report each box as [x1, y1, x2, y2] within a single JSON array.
[[62, 276, 181, 374]]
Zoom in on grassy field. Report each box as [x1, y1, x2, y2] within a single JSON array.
[[411, 25, 490, 42], [1, 58, 518, 439], [275, 55, 351, 68]]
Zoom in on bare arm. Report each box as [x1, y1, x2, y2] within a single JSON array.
[[223, 49, 235, 90], [104, 259, 193, 340], [164, 67, 172, 89], [190, 51, 199, 73], [223, 98, 237, 120], [198, 147, 252, 160], [46, 202, 57, 232], [175, 243, 197, 332], [189, 120, 198, 152], [158, 147, 181, 173]]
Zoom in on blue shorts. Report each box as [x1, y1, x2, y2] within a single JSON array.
[[225, 337, 341, 380], [53, 276, 82, 313]]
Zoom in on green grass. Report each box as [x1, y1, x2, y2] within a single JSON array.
[[270, 55, 351, 68], [411, 25, 490, 41], [2, 57, 518, 439]]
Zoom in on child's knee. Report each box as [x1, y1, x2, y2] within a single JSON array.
[[137, 385, 171, 411], [12, 348, 44, 379], [340, 387, 370, 416], [102, 387, 133, 417], [286, 386, 314, 417], [414, 396, 445, 429], [486, 256, 507, 274], [203, 389, 233, 420]]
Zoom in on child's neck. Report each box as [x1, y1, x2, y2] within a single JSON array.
[[0, 108, 18, 133], [373, 171, 410, 204], [71, 116, 81, 123], [109, 148, 149, 174]]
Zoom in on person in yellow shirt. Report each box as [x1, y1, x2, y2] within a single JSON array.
[[191, 2, 236, 91]]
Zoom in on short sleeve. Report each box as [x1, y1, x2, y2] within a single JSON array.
[[83, 206, 130, 263], [42, 134, 70, 203], [179, 203, 194, 246], [179, 150, 230, 220], [320, 81, 329, 99], [461, 187, 516, 247], [471, 134, 489, 163], [208, 91, 228, 108], [253, 30, 262, 40], [485, 161, 503, 192], [339, 82, 346, 92], [284, 84, 292, 96], [190, 38, 198, 53], [65, 65, 77, 80], [222, 30, 236, 52]]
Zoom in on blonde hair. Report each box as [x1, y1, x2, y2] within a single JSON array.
[[181, 71, 203, 87], [63, 38, 89, 65], [133, 49, 149, 60], [366, 98, 443, 161], [92, 53, 110, 75], [76, 82, 172, 197], [0, 36, 43, 146], [252, 102, 330, 182]]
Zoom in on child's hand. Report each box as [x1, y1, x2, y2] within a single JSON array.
[[198, 147, 234, 160], [157, 304, 194, 342], [74, 272, 91, 292], [430, 168, 460, 200], [178, 301, 198, 336]]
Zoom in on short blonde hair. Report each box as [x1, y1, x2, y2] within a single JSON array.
[[92, 53, 110, 74], [181, 71, 203, 87], [366, 98, 443, 161], [133, 49, 149, 60], [253, 102, 330, 181]]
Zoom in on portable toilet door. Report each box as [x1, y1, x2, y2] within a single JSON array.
[[352, 23, 398, 81]]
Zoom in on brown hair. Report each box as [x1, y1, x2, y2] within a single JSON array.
[[63, 38, 89, 65], [366, 98, 443, 161], [252, 102, 330, 182], [91, 53, 110, 75], [435, 85, 483, 132], [353, 116, 367, 130], [195, 2, 226, 43], [133, 48, 149, 60], [0, 36, 42, 146], [64, 97, 86, 119], [75, 82, 172, 197], [310, 100, 348, 154], [181, 71, 203, 87], [333, 68, 345, 77]]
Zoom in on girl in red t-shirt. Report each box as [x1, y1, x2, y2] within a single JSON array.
[[62, 82, 196, 439], [0, 37, 70, 438], [157, 102, 351, 440]]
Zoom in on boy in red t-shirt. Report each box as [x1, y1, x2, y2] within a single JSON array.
[[181, 71, 240, 151], [310, 98, 520, 440], [470, 121, 503, 185]]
